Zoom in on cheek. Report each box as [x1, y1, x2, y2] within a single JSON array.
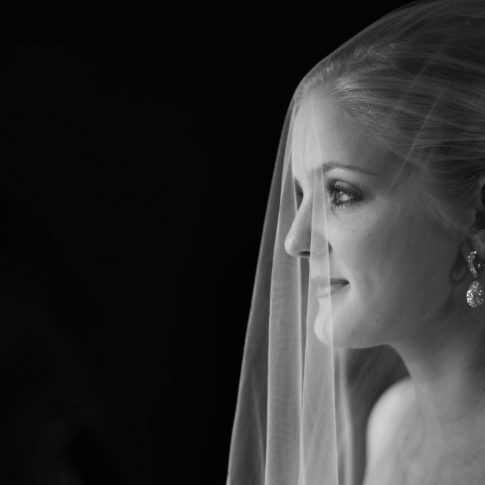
[[330, 215, 434, 306], [347, 220, 453, 333], [320, 191, 459, 346], [330, 223, 385, 288]]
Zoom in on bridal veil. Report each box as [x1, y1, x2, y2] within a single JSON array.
[[226, 1, 485, 483]]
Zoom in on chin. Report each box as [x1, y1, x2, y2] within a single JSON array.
[[313, 305, 347, 346]]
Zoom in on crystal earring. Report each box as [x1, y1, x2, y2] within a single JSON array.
[[466, 250, 484, 308]]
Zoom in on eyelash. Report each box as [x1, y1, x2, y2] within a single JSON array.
[[295, 180, 363, 210], [325, 180, 363, 210]]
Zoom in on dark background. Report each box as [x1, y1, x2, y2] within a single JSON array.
[[0, 4, 409, 484]]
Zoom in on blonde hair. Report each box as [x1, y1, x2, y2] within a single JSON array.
[[297, 0, 485, 232]]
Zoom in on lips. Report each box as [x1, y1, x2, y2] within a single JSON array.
[[312, 277, 349, 287], [312, 277, 349, 297]]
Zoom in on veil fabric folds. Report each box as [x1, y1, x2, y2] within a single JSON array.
[[225, 92, 406, 485], [224, 94, 341, 485], [226, 65, 407, 485], [225, 48, 409, 485]]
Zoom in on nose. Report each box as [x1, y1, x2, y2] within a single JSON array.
[[284, 216, 311, 258], [284, 203, 328, 258]]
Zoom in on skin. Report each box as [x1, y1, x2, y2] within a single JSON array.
[[284, 88, 485, 482]]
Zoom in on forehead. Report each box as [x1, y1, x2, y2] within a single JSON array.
[[291, 89, 401, 185]]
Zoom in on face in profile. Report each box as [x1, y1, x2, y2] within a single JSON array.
[[285, 88, 464, 348]]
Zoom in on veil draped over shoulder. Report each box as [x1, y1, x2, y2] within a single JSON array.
[[226, 1, 485, 484]]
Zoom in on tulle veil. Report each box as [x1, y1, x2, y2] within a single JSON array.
[[224, 83, 407, 485], [225, 1, 485, 483]]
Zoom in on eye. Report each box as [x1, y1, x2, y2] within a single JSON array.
[[325, 180, 364, 210]]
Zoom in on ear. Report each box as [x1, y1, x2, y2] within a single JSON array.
[[467, 175, 485, 260]]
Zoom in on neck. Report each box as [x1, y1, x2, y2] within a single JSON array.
[[392, 298, 485, 447]]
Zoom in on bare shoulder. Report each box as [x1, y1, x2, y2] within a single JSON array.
[[366, 377, 415, 470]]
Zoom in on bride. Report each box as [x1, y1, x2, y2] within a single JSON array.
[[226, 0, 485, 484]]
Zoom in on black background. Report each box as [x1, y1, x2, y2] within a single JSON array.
[[0, 4, 409, 484]]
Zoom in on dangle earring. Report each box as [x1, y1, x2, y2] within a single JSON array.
[[466, 250, 484, 308]]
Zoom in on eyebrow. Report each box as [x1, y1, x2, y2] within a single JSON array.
[[293, 161, 377, 189], [321, 162, 377, 176]]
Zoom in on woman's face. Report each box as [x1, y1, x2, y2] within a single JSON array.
[[285, 89, 464, 348]]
